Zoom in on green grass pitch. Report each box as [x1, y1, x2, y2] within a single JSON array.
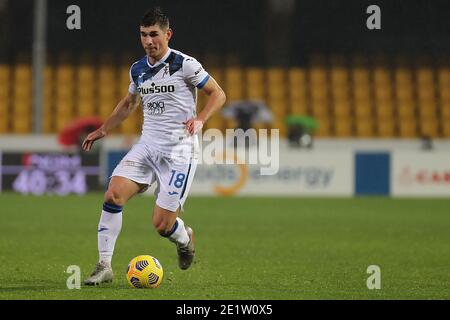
[[0, 193, 449, 299]]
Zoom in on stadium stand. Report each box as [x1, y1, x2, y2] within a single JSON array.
[[1, 54, 448, 138]]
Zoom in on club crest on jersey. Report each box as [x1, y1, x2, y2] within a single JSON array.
[[137, 72, 146, 86], [163, 65, 169, 78], [138, 82, 175, 95]]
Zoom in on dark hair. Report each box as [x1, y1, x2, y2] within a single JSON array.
[[140, 7, 169, 29]]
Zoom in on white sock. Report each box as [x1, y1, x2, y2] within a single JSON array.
[[168, 217, 190, 247], [98, 206, 123, 266]]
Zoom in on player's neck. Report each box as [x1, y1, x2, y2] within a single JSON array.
[[148, 47, 170, 66]]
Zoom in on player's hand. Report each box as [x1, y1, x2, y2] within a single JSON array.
[[82, 128, 106, 151], [183, 118, 204, 135]]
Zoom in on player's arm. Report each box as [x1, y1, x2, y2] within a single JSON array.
[[185, 77, 226, 135], [82, 92, 139, 151]]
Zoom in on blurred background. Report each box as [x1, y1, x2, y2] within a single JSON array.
[[0, 0, 449, 197]]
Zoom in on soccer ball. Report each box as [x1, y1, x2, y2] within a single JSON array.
[[126, 255, 164, 288]]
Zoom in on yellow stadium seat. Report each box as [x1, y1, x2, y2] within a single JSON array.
[[331, 85, 349, 101], [56, 65, 74, 83], [355, 117, 374, 137], [315, 117, 331, 137], [440, 86, 450, 103], [12, 118, 31, 133], [373, 67, 390, 85], [438, 68, 450, 84], [441, 104, 450, 118], [354, 101, 372, 118], [0, 66, 11, 115], [99, 90, 116, 101], [14, 64, 32, 82], [78, 65, 95, 85], [334, 117, 352, 137], [208, 68, 223, 85], [121, 117, 138, 134], [224, 118, 237, 130], [266, 68, 287, 99], [377, 119, 395, 137], [99, 69, 116, 85], [55, 100, 74, 116], [0, 82, 9, 98], [77, 101, 96, 117], [417, 87, 436, 102], [289, 81, 307, 100], [353, 86, 370, 101], [396, 86, 414, 102], [311, 86, 327, 101], [245, 68, 265, 99], [352, 68, 370, 84], [225, 67, 243, 101], [330, 67, 348, 85], [394, 68, 413, 85], [0, 90, 9, 132], [268, 86, 285, 100], [271, 120, 287, 137], [290, 99, 307, 115], [56, 85, 74, 100], [289, 68, 306, 86], [56, 117, 72, 132], [267, 68, 285, 84], [269, 100, 287, 117], [375, 103, 394, 119], [374, 86, 392, 102], [310, 67, 327, 84], [420, 118, 439, 137], [119, 66, 131, 96], [78, 87, 95, 101], [416, 68, 434, 87], [0, 64, 10, 80], [289, 88, 307, 107], [333, 101, 351, 117], [311, 102, 329, 118], [0, 119, 8, 132], [12, 104, 31, 118], [417, 101, 436, 119], [99, 103, 114, 118], [437, 68, 449, 104], [442, 117, 450, 137], [13, 85, 32, 100], [205, 114, 224, 131], [42, 118, 54, 133], [397, 102, 415, 119], [398, 119, 417, 137], [44, 65, 53, 91]]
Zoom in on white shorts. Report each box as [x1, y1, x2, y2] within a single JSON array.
[[111, 142, 198, 212]]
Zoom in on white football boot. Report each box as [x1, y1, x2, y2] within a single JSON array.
[[176, 226, 195, 270], [83, 261, 114, 285]]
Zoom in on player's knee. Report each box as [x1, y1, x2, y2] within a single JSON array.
[[104, 189, 126, 207]]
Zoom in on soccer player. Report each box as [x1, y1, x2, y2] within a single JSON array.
[[82, 7, 226, 285]]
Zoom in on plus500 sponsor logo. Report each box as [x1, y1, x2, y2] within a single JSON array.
[[138, 84, 175, 95]]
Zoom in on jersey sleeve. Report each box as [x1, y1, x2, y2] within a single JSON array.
[[183, 58, 210, 89], [128, 66, 138, 94]]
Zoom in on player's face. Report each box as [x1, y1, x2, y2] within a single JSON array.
[[140, 25, 172, 62]]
